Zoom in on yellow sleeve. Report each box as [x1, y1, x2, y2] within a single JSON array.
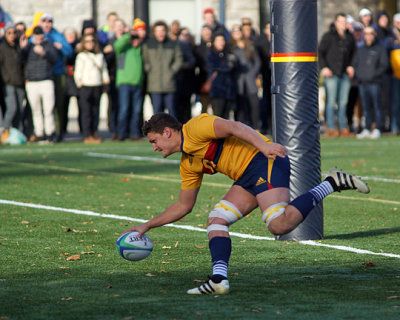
[[184, 113, 219, 143], [179, 155, 204, 190]]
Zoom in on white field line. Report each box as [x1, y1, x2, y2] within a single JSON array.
[[87, 152, 180, 164], [0, 146, 148, 154], [1, 199, 399, 259]]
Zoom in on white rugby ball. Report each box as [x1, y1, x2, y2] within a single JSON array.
[[116, 231, 153, 261]]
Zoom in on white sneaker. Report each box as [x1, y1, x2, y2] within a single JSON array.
[[187, 278, 230, 295], [356, 129, 371, 139], [325, 167, 370, 194], [370, 129, 381, 139]]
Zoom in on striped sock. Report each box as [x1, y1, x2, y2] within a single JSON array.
[[289, 181, 334, 219], [209, 237, 231, 280], [310, 181, 334, 202], [212, 260, 229, 279]]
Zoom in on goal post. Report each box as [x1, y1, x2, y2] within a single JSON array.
[[270, 0, 323, 240]]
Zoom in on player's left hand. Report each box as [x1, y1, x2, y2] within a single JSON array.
[[264, 143, 287, 159]]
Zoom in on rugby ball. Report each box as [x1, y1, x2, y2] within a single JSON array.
[[116, 231, 153, 261]]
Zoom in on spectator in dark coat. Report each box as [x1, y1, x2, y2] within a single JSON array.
[[255, 22, 272, 135], [319, 13, 356, 137], [206, 33, 236, 119], [0, 23, 26, 143], [194, 25, 213, 113], [349, 26, 389, 139], [202, 8, 230, 41], [230, 24, 260, 129], [176, 28, 196, 123]]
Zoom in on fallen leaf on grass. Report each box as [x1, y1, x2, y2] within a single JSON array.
[[362, 261, 376, 267], [193, 279, 204, 283], [21, 221, 29, 224], [387, 296, 400, 299], [145, 273, 155, 277], [302, 276, 314, 279], [121, 178, 130, 182], [66, 254, 81, 261], [81, 251, 95, 255], [174, 241, 179, 248], [195, 245, 206, 249], [61, 297, 73, 301]]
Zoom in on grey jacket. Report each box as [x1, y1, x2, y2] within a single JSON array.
[[232, 45, 261, 95], [142, 37, 183, 93]]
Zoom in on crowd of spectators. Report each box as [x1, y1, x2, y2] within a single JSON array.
[[0, 7, 272, 145], [319, 8, 400, 139], [0, 5, 399, 145]]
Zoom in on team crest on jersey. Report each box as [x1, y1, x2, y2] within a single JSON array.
[[202, 159, 217, 174]]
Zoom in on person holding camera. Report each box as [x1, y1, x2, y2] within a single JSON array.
[[20, 26, 59, 143], [113, 22, 145, 141]]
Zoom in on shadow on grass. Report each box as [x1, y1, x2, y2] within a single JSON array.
[[1, 262, 399, 320], [324, 226, 400, 240]]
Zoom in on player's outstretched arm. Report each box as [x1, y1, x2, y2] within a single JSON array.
[[123, 188, 200, 237], [213, 118, 287, 159]]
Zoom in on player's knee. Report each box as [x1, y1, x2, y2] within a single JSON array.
[[268, 219, 290, 235], [262, 202, 288, 235], [206, 200, 242, 235]]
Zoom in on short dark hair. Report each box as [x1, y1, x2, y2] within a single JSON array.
[[335, 13, 346, 21], [151, 20, 169, 34], [142, 113, 182, 135]]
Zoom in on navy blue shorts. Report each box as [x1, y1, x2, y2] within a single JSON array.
[[233, 152, 290, 196]]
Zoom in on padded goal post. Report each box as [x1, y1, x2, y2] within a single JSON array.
[[270, 0, 323, 240]]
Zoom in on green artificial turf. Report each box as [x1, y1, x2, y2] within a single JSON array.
[[0, 137, 399, 319]]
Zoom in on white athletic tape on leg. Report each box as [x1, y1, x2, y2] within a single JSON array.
[[262, 202, 288, 227], [207, 224, 229, 234], [208, 200, 242, 226]]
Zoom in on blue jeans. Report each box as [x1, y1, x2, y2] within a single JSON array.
[[324, 74, 351, 130], [391, 77, 400, 132], [117, 84, 143, 138], [358, 83, 382, 131], [150, 93, 176, 117], [4, 85, 26, 130]]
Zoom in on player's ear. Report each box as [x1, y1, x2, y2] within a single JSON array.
[[163, 127, 172, 137]]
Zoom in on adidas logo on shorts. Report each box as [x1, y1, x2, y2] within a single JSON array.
[[256, 177, 267, 186]]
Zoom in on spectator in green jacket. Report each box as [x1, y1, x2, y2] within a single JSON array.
[[142, 20, 183, 117], [114, 27, 144, 141]]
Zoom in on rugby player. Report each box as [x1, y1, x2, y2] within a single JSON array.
[[125, 112, 369, 295]]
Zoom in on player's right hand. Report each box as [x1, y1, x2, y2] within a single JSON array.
[[122, 223, 150, 238], [264, 143, 287, 159]]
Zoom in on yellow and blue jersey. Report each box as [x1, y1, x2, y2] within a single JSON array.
[[179, 113, 273, 190]]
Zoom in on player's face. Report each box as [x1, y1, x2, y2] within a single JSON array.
[[147, 131, 174, 158]]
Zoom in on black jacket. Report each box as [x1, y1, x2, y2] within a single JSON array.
[[351, 41, 389, 84], [21, 39, 58, 81], [0, 39, 25, 86], [319, 28, 356, 75]]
